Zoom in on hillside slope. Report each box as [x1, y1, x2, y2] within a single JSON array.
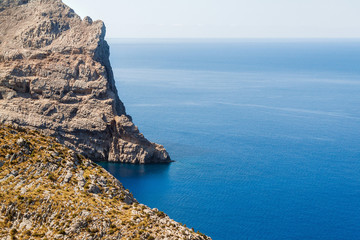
[[0, 124, 210, 240]]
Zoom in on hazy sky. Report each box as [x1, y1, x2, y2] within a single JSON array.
[[62, 0, 360, 38]]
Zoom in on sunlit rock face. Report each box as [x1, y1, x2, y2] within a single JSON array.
[[0, 0, 171, 163]]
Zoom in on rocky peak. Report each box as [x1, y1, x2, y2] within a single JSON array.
[[0, 0, 171, 163]]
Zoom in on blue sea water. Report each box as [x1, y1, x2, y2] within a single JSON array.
[[99, 39, 360, 240]]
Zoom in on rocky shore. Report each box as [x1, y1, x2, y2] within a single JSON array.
[[0, 1, 212, 239], [0, 124, 210, 239]]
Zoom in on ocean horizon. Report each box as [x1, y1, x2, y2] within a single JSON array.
[[100, 39, 360, 240]]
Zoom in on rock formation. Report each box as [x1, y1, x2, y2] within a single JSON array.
[[0, 124, 210, 239], [0, 0, 171, 163]]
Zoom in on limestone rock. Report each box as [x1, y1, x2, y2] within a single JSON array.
[[16, 137, 25, 146], [0, 0, 171, 163], [63, 170, 72, 183], [87, 183, 101, 194]]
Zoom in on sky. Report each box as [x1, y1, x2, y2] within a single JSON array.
[[62, 0, 360, 39]]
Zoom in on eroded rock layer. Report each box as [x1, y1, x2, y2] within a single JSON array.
[[0, 0, 171, 163]]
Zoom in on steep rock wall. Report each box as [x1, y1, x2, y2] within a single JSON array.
[[0, 0, 171, 163]]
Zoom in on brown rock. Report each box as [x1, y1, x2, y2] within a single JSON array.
[[0, 0, 171, 163]]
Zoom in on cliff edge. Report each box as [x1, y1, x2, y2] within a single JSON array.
[[0, 0, 171, 163]]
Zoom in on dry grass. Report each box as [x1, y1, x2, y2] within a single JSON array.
[[0, 124, 210, 240]]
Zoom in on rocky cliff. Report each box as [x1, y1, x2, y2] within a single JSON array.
[[0, 124, 210, 239], [0, 0, 171, 163]]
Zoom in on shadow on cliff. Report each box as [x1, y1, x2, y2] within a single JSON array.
[[98, 162, 172, 178]]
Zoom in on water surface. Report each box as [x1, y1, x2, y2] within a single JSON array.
[[100, 39, 360, 240]]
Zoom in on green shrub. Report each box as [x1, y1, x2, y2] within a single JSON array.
[[10, 229, 17, 235], [156, 211, 165, 218], [32, 233, 45, 237], [48, 173, 56, 181]]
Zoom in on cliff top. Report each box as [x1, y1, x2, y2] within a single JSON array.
[[0, 0, 105, 60]]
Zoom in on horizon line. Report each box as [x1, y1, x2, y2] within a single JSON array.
[[106, 37, 360, 42]]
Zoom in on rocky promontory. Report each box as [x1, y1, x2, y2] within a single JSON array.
[[0, 0, 171, 163], [0, 124, 210, 239]]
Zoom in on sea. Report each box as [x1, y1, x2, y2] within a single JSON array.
[[99, 39, 360, 240]]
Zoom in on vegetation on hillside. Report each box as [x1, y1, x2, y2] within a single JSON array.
[[0, 125, 210, 240]]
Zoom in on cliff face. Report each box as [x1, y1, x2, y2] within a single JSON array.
[[0, 0, 171, 163], [0, 124, 210, 239]]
